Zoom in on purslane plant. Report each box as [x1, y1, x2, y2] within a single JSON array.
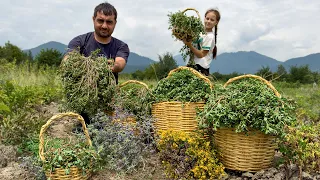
[[197, 78, 296, 136]]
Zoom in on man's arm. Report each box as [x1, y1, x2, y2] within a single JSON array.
[[112, 57, 126, 72], [113, 42, 129, 72]]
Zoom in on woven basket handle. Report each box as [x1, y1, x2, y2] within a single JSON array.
[[167, 66, 213, 89], [182, 8, 201, 19], [119, 80, 149, 89], [223, 74, 281, 98], [38, 112, 92, 162]]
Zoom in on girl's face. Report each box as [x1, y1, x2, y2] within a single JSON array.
[[204, 11, 218, 30]]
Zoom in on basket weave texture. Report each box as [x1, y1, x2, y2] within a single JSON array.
[[214, 75, 279, 172], [39, 112, 92, 180], [152, 66, 212, 133]]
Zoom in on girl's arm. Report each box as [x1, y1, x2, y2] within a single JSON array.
[[184, 41, 209, 58]]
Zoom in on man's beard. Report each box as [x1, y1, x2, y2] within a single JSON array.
[[96, 30, 111, 38]]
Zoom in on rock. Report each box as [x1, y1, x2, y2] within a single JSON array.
[[313, 175, 320, 180], [302, 172, 313, 180], [253, 170, 265, 179], [242, 172, 254, 178], [274, 172, 285, 180]]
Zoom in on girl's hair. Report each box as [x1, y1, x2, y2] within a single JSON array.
[[205, 9, 220, 59]]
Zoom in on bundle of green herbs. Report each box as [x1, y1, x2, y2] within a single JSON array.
[[60, 50, 116, 116], [152, 69, 211, 103], [168, 10, 205, 61], [198, 78, 296, 136]]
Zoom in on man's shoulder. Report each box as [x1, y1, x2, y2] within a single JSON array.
[[111, 37, 128, 46], [74, 32, 94, 41]]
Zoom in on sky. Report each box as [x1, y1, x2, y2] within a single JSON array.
[[0, 0, 319, 61]]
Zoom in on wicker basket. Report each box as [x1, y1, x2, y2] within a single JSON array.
[[172, 8, 201, 41], [152, 66, 213, 134], [214, 74, 280, 172], [39, 112, 93, 180]]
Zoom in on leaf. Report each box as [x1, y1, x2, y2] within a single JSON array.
[[0, 102, 10, 112]]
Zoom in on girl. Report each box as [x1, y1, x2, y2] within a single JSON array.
[[184, 9, 220, 76]]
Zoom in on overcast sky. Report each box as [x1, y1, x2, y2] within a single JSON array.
[[0, 0, 319, 61]]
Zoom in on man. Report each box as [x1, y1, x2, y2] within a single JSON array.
[[64, 2, 129, 84], [64, 2, 129, 124]]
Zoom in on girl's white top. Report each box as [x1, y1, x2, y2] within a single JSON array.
[[192, 31, 215, 69]]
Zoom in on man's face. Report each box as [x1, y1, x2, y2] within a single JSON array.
[[93, 11, 116, 38]]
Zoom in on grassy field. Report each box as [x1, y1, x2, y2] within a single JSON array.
[[1, 62, 319, 179]]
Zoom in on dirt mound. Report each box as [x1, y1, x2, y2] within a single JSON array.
[[0, 144, 17, 168], [0, 162, 35, 180]]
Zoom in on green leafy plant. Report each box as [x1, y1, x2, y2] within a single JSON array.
[[60, 50, 116, 116], [157, 130, 225, 179], [279, 121, 320, 178], [198, 78, 296, 136], [42, 138, 98, 176], [152, 69, 211, 103], [168, 10, 205, 61], [116, 82, 152, 117]]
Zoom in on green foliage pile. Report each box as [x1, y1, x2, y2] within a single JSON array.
[[117, 83, 152, 117], [152, 69, 211, 103], [42, 138, 98, 176], [157, 130, 225, 179], [198, 78, 296, 136], [168, 10, 205, 61], [279, 121, 320, 175], [60, 50, 116, 116]]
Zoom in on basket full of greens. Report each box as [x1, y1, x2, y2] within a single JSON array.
[[151, 66, 212, 134], [197, 74, 296, 172]]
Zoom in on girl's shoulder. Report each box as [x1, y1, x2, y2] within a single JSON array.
[[201, 32, 214, 40]]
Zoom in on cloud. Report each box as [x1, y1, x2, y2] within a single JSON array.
[[0, 0, 319, 61]]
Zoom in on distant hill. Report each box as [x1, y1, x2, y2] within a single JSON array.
[[174, 51, 282, 74], [23, 41, 156, 73], [211, 51, 282, 74], [282, 53, 320, 72], [24, 41, 68, 57]]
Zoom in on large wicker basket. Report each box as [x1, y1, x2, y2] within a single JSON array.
[[214, 74, 280, 172], [152, 66, 213, 134], [39, 112, 93, 180]]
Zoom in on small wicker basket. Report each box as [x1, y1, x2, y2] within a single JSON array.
[[152, 66, 213, 134], [39, 112, 93, 180], [214, 74, 280, 172], [172, 8, 202, 42]]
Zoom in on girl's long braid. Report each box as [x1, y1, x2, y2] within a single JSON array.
[[212, 25, 218, 59]]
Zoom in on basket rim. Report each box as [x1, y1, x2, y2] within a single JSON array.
[[38, 112, 92, 162]]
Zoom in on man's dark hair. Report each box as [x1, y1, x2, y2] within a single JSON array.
[[93, 2, 117, 21]]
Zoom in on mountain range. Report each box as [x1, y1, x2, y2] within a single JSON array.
[[24, 41, 320, 74]]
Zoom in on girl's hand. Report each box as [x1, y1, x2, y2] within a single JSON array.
[[183, 39, 192, 47]]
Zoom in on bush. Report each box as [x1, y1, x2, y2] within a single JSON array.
[[279, 121, 320, 176], [88, 111, 156, 173]]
